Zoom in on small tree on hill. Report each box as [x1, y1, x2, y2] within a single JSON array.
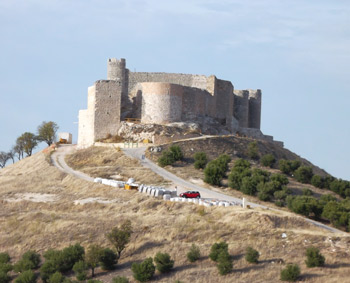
[[0, 252, 10, 264], [99, 248, 117, 270], [187, 244, 200, 262], [260, 154, 275, 168], [217, 250, 232, 275], [247, 141, 259, 160], [209, 242, 228, 262], [73, 260, 88, 281], [245, 247, 259, 263], [294, 166, 313, 184], [204, 162, 223, 186], [280, 264, 300, 282], [85, 245, 103, 277], [154, 252, 174, 273], [107, 220, 132, 260], [131, 258, 155, 282], [194, 152, 208, 169], [14, 270, 36, 283], [169, 145, 183, 161], [305, 247, 325, 267], [0, 152, 10, 168], [37, 121, 59, 146]]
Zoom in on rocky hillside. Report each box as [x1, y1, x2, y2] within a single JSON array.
[[0, 146, 349, 282]]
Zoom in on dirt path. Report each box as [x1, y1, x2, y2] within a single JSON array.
[[51, 144, 343, 234]]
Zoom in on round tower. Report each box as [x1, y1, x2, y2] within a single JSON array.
[[248, 89, 262, 129], [140, 82, 183, 124], [233, 90, 249, 128]]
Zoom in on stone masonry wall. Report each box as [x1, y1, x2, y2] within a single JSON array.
[[141, 82, 183, 124], [233, 90, 249, 128], [129, 72, 208, 92], [94, 80, 122, 141], [248, 89, 262, 129]]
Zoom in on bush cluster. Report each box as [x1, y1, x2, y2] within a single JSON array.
[[287, 194, 350, 230], [228, 159, 290, 203], [154, 252, 174, 273], [209, 242, 232, 275], [278, 159, 301, 175], [158, 145, 183, 167], [204, 154, 231, 186]]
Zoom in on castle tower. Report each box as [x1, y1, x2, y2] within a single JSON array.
[[140, 82, 183, 124], [248, 89, 261, 129], [107, 58, 129, 113], [233, 90, 249, 128]]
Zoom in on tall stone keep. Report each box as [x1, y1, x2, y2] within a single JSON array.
[[248, 89, 262, 129]]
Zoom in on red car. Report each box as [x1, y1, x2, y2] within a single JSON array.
[[180, 191, 201, 198]]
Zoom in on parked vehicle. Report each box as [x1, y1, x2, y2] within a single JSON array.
[[180, 191, 201, 198]]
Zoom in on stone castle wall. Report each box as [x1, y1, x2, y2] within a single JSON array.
[[77, 58, 265, 148]]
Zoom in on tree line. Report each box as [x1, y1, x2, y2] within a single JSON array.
[[0, 121, 58, 168]]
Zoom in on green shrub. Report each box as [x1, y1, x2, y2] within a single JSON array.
[[280, 264, 300, 282], [270, 173, 289, 186], [247, 141, 259, 160], [294, 166, 313, 184], [187, 244, 200, 262], [209, 242, 228, 262], [274, 188, 290, 201], [169, 145, 183, 161], [87, 280, 103, 283], [154, 252, 174, 273], [99, 248, 117, 270], [311, 175, 324, 188], [0, 253, 10, 264], [131, 257, 155, 282], [216, 154, 231, 173], [194, 152, 208, 169], [245, 247, 259, 263], [73, 261, 87, 281], [241, 177, 257, 196], [40, 260, 59, 282], [0, 271, 10, 283], [217, 250, 232, 275], [22, 251, 41, 269], [302, 188, 313, 196], [14, 250, 41, 272], [43, 244, 85, 273], [286, 195, 322, 218], [48, 272, 65, 283], [233, 158, 251, 172], [204, 162, 223, 186], [13, 259, 36, 273], [260, 154, 275, 168], [0, 263, 12, 273], [158, 151, 175, 167], [305, 247, 325, 267], [112, 276, 129, 283], [15, 270, 36, 283]]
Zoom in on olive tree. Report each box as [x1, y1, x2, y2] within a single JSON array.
[[37, 121, 59, 146]]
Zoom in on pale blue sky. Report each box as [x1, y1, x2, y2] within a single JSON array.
[[1, 0, 349, 179]]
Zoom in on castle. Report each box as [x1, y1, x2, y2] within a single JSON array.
[[78, 58, 274, 148]]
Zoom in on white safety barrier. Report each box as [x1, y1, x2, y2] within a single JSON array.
[[94, 177, 243, 209]]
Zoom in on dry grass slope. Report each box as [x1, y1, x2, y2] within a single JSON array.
[[0, 147, 349, 282]]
